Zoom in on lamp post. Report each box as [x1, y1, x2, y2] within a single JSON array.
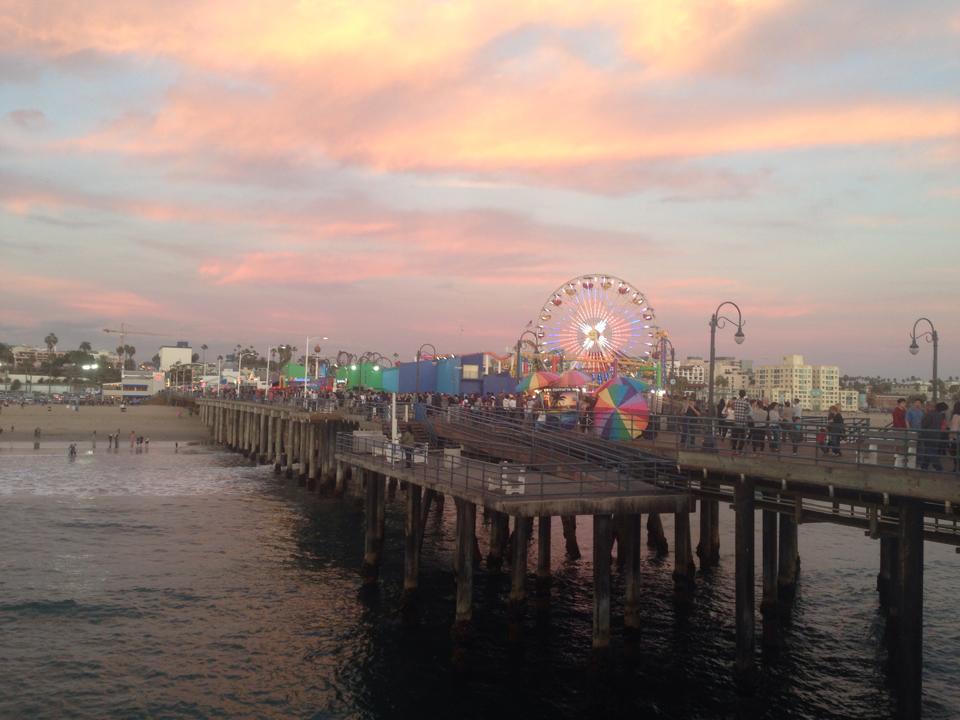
[[217, 355, 223, 397], [658, 334, 676, 395], [705, 301, 745, 449], [909, 317, 939, 403], [416, 343, 437, 395], [515, 330, 541, 380]]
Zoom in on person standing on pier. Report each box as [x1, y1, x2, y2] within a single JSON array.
[[731, 389, 750, 455], [919, 402, 944, 471], [827, 405, 845, 456], [949, 401, 960, 472]]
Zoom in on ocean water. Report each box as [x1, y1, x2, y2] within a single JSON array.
[[0, 446, 957, 719]]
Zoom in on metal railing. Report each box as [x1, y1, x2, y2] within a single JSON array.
[[337, 431, 681, 500]]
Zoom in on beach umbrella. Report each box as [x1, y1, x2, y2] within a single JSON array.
[[555, 369, 595, 389], [515, 371, 560, 393], [593, 375, 649, 440]]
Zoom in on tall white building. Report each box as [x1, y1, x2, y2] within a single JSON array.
[[158, 344, 193, 372], [754, 355, 858, 412]]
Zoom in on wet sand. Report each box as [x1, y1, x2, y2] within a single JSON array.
[[0, 404, 207, 443]]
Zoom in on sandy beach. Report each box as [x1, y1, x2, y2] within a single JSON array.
[[0, 404, 208, 443]]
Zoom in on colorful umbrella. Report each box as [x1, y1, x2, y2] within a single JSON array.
[[555, 369, 595, 389], [593, 375, 649, 440], [515, 371, 560, 393]]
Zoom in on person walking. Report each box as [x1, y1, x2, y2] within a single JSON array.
[[681, 398, 701, 449], [749, 400, 767, 454], [919, 401, 944, 471], [767, 402, 782, 452], [949, 401, 960, 473], [827, 405, 845, 456], [731, 390, 750, 456]]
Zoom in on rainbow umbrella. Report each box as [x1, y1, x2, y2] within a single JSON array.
[[555, 369, 595, 389], [515, 371, 560, 393], [593, 375, 649, 440]]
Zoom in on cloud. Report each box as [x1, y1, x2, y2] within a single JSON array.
[[6, 0, 956, 194], [5, 108, 45, 129]]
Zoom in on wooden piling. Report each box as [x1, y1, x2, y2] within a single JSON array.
[[897, 500, 923, 720], [535, 515, 551, 605], [487, 510, 509, 571], [361, 470, 384, 585], [561, 515, 581, 559], [592, 513, 612, 653], [402, 483, 421, 614], [647, 512, 668, 556], [777, 513, 800, 604], [623, 513, 642, 631], [509, 515, 529, 611], [673, 509, 696, 607], [761, 507, 779, 649], [454, 499, 476, 634], [734, 477, 757, 687], [306, 424, 318, 490]]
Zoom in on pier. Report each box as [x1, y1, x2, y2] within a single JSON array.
[[199, 398, 958, 718]]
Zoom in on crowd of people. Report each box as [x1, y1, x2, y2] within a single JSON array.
[[891, 397, 960, 471]]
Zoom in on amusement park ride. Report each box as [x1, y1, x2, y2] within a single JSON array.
[[521, 273, 664, 384]]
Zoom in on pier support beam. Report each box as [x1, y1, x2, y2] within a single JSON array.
[[592, 514, 612, 654], [697, 484, 720, 568], [734, 477, 757, 687], [623, 513, 642, 632], [535, 515, 551, 608], [509, 515, 529, 612], [897, 501, 924, 720], [777, 513, 800, 605], [647, 512, 668, 556], [297, 421, 308, 486], [487, 511, 509, 571], [673, 509, 696, 607], [761, 507, 779, 650], [361, 471, 385, 586], [454, 499, 476, 635], [259, 412, 268, 463], [879, 534, 900, 635], [335, 460, 345, 497], [402, 484, 421, 617], [561, 515, 581, 559], [306, 424, 318, 490]]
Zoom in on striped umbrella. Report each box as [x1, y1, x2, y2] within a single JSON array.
[[555, 369, 595, 389], [515, 371, 560, 393], [593, 375, 649, 440]]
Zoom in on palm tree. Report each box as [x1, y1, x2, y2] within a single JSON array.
[[124, 345, 136, 370], [44, 332, 58, 351], [200, 344, 208, 365], [78, 341, 92, 353]]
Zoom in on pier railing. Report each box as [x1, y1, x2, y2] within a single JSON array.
[[336, 431, 678, 500]]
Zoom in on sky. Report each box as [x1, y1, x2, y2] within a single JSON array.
[[1, 0, 958, 376]]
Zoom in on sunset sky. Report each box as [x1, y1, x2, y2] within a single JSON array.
[[2, 1, 958, 374]]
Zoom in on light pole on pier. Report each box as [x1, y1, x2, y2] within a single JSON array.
[[909, 317, 939, 403], [515, 330, 541, 380], [415, 343, 437, 395], [705, 301, 745, 450]]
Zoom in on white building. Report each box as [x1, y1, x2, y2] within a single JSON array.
[[102, 370, 166, 400], [158, 344, 193, 372], [753, 355, 861, 412]]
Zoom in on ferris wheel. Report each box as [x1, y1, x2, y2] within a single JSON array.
[[535, 274, 657, 374]]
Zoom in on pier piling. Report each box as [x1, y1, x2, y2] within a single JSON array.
[[897, 501, 924, 719], [761, 506, 779, 650], [592, 514, 612, 654], [535, 515, 551, 608], [734, 477, 757, 687], [673, 509, 696, 607], [623, 513, 642, 632]]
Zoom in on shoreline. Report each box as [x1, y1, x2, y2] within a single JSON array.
[[0, 405, 208, 443]]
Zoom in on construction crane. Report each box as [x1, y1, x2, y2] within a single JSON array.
[[102, 323, 169, 376]]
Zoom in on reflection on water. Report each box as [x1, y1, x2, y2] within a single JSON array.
[[0, 448, 957, 719]]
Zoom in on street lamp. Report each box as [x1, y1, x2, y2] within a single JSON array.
[[657, 334, 676, 395], [216, 355, 223, 397], [515, 330, 541, 379], [416, 343, 437, 395], [705, 301, 745, 449], [909, 317, 939, 403]]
